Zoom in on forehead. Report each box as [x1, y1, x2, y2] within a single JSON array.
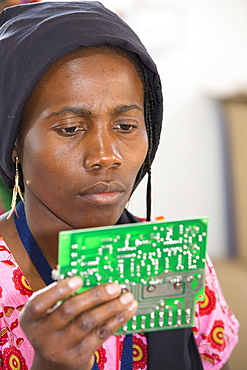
[[20, 47, 145, 126], [24, 48, 144, 112], [35, 46, 144, 92]]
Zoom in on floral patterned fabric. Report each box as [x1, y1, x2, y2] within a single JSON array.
[[193, 257, 239, 369], [0, 236, 239, 370]]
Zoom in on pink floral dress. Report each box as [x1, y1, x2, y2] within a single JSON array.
[[0, 236, 239, 370]]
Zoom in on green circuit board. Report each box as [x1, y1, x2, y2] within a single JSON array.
[[57, 217, 208, 334]]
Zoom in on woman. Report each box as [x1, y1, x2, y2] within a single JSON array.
[[0, 2, 239, 370]]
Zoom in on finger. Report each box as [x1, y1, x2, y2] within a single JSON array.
[[20, 276, 83, 323], [46, 282, 122, 329], [63, 299, 138, 359], [65, 293, 138, 345], [96, 299, 138, 339]]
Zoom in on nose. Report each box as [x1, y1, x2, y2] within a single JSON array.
[[83, 129, 123, 171]]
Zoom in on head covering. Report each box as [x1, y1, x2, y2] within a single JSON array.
[[0, 1, 163, 189]]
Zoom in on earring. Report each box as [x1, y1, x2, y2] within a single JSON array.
[[7, 157, 24, 219]]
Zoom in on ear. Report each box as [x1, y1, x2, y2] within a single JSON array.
[[11, 146, 19, 163]]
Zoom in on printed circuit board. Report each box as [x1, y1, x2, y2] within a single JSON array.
[[57, 218, 208, 334]]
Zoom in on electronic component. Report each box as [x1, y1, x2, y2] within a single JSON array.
[[57, 217, 208, 334]]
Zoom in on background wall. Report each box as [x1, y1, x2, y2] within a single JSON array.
[[95, 0, 247, 259]]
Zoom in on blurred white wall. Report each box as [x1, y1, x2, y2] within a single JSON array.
[[88, 0, 247, 258]]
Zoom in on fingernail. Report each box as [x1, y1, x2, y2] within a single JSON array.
[[127, 300, 138, 311], [67, 276, 83, 289], [105, 283, 121, 295], [119, 293, 134, 305]]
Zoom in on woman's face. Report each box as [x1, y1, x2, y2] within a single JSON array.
[[16, 48, 148, 229]]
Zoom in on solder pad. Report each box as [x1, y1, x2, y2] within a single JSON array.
[[58, 217, 208, 334]]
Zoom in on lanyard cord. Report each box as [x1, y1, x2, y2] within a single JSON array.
[[120, 334, 133, 369], [92, 334, 133, 370], [14, 201, 133, 369], [14, 201, 54, 285]]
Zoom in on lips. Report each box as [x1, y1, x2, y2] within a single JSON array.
[[78, 181, 126, 205], [81, 181, 126, 195]]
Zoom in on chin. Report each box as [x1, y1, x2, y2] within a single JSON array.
[[70, 209, 123, 230]]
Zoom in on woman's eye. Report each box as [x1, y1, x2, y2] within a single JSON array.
[[115, 123, 137, 132], [59, 126, 84, 135]]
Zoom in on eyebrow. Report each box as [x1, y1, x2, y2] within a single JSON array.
[[46, 104, 143, 119], [111, 105, 143, 116], [47, 107, 91, 119]]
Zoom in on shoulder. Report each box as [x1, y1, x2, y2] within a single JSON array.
[[193, 255, 239, 369], [0, 235, 33, 305], [0, 235, 34, 368], [0, 237, 18, 292], [0, 235, 13, 262], [0, 214, 20, 270], [0, 211, 19, 251]]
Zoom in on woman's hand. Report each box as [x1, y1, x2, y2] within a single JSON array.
[[19, 276, 138, 370]]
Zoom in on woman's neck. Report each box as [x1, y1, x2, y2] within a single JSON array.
[[23, 199, 73, 269]]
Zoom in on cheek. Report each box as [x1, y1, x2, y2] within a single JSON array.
[[18, 130, 59, 188], [20, 125, 69, 167], [135, 132, 149, 168], [124, 133, 148, 184]]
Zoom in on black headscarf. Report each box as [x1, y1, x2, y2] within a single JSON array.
[[0, 1, 163, 190]]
